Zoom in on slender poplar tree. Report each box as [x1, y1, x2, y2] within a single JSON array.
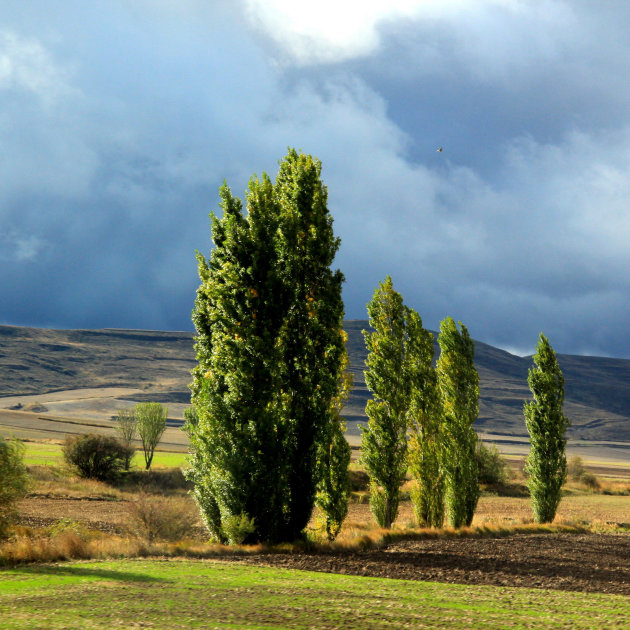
[[361, 276, 412, 528], [186, 150, 345, 544], [437, 317, 480, 527], [315, 332, 352, 541], [407, 311, 444, 528], [524, 333, 570, 523]]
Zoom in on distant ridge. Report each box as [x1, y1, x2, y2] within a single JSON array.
[[1, 322, 630, 442]]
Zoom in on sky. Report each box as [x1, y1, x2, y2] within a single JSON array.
[[2, 0, 630, 358]]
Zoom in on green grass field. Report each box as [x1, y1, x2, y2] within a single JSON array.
[[1, 559, 628, 629], [22, 441, 188, 469]]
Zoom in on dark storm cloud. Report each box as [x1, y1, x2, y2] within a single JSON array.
[[1, 1, 630, 357]]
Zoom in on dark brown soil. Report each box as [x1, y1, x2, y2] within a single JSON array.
[[18, 496, 131, 533], [233, 533, 630, 596]]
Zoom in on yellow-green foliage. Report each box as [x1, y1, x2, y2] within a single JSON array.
[[406, 309, 444, 529], [0, 440, 30, 537], [134, 402, 168, 471], [315, 333, 352, 541], [524, 334, 570, 523], [361, 276, 412, 529], [437, 317, 480, 528]]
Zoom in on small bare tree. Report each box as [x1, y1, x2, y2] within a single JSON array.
[[115, 408, 137, 470], [135, 402, 168, 470]]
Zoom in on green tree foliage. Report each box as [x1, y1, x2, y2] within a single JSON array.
[[62, 433, 131, 481], [0, 439, 29, 537], [135, 402, 168, 470], [437, 317, 480, 528], [115, 408, 137, 470], [475, 442, 509, 485], [406, 311, 444, 528], [186, 149, 345, 544], [361, 276, 413, 529], [315, 331, 352, 541], [524, 333, 570, 523]]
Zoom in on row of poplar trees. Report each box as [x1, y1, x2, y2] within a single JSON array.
[[186, 149, 569, 545], [361, 277, 480, 530], [361, 280, 571, 529]]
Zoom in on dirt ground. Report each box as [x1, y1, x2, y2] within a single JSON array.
[[15, 495, 630, 596], [234, 533, 630, 596]]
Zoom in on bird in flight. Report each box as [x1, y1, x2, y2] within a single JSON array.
[[436, 147, 443, 152]]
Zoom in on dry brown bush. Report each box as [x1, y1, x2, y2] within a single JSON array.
[[127, 492, 198, 542]]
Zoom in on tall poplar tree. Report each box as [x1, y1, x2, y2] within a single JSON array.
[[186, 150, 345, 544], [407, 312, 444, 528], [437, 317, 480, 528], [361, 276, 412, 529], [524, 333, 570, 523], [272, 150, 346, 539]]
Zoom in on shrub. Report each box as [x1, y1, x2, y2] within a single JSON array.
[[581, 472, 600, 490], [0, 439, 30, 537], [567, 456, 586, 481], [222, 513, 256, 545], [47, 518, 91, 540], [369, 483, 398, 528], [566, 456, 599, 490], [476, 442, 509, 485], [63, 434, 132, 481], [127, 492, 197, 542]]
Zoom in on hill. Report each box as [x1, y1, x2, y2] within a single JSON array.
[[344, 321, 630, 442], [1, 322, 630, 442]]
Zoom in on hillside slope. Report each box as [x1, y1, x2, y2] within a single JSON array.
[[1, 322, 629, 441]]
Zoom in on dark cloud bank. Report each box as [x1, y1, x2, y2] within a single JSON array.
[[1, 1, 630, 358]]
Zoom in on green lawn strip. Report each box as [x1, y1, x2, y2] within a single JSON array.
[[22, 442, 61, 466], [22, 441, 187, 469], [147, 450, 187, 469], [0, 559, 628, 629]]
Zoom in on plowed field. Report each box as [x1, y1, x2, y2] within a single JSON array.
[[234, 533, 630, 595]]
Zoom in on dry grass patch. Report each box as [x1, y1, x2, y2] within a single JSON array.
[[0, 516, 597, 569], [0, 522, 145, 566], [27, 465, 123, 500], [472, 494, 630, 529]]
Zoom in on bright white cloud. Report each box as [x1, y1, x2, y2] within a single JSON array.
[[0, 30, 76, 102], [244, 0, 473, 63], [244, 0, 556, 66]]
